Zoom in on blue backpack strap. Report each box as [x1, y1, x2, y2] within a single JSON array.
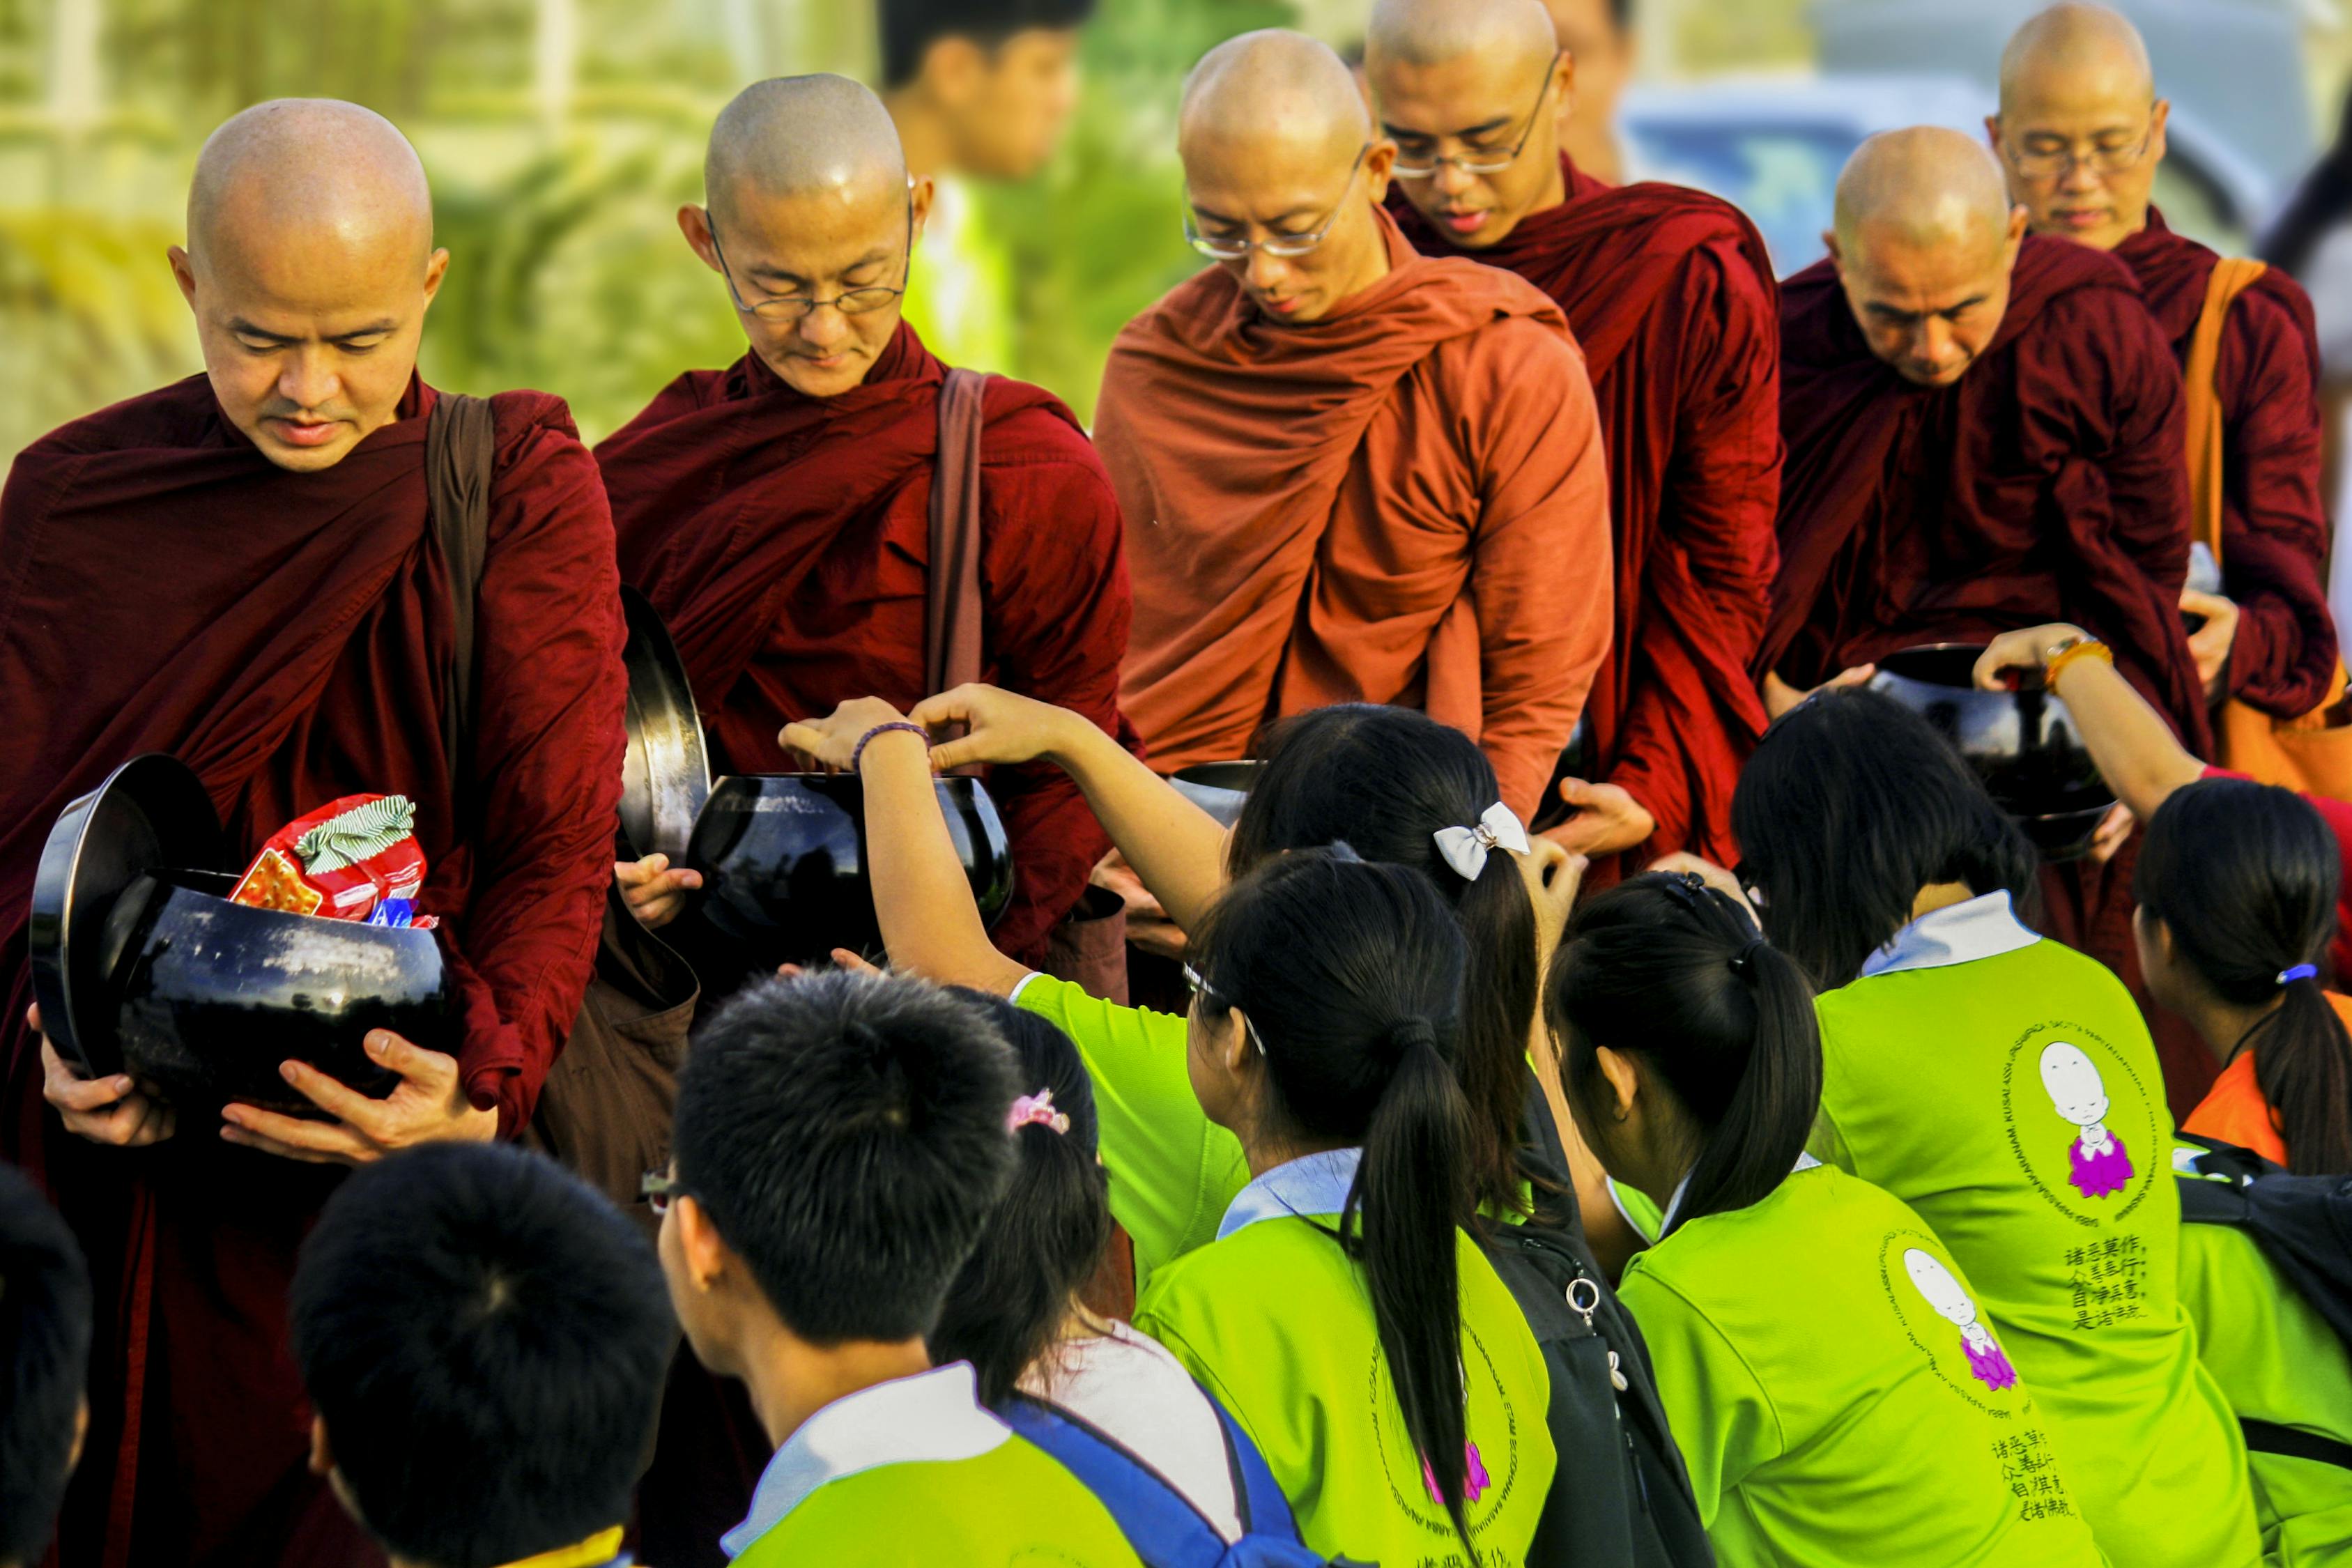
[[1210, 1394, 1306, 1544], [994, 1394, 1231, 1568]]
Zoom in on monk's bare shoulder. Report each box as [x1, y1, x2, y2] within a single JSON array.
[[18, 374, 222, 460]]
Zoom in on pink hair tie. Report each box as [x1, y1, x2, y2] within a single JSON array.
[[1008, 1089, 1071, 1136]]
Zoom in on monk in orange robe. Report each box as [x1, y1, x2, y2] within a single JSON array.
[[1989, 2, 2336, 720], [1370, 0, 1779, 874], [1096, 29, 1611, 821]]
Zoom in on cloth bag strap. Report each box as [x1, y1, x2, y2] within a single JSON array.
[[925, 368, 990, 698], [425, 391, 498, 790], [2185, 256, 2269, 564]]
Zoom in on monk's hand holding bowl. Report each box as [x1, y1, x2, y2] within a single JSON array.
[[1542, 778, 1657, 858], [779, 696, 918, 773], [219, 1031, 495, 1166], [1762, 665, 1876, 721], [617, 852, 701, 930], [36, 1006, 176, 1147], [2180, 588, 2239, 703]]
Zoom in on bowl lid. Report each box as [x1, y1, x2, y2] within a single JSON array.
[[28, 754, 226, 1077], [618, 587, 712, 863]]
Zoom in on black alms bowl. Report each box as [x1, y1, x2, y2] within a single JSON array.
[[29, 754, 459, 1110], [1869, 644, 2116, 860], [686, 774, 1014, 965], [1171, 761, 1264, 829]]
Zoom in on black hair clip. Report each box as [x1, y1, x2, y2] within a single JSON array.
[[1728, 936, 1767, 977], [1657, 871, 1707, 910]]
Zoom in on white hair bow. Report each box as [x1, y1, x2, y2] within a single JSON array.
[[1432, 802, 1529, 882]]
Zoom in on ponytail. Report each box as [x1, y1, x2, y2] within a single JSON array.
[[1546, 874, 1824, 1233], [2138, 780, 2352, 1175], [1192, 852, 1484, 1546]]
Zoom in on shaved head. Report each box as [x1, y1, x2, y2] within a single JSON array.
[[1829, 129, 2027, 387], [1180, 29, 1372, 167], [1367, 0, 1558, 72], [705, 74, 908, 229], [1990, 3, 2166, 252], [172, 100, 447, 472], [1541, 0, 1634, 183], [188, 99, 433, 275]]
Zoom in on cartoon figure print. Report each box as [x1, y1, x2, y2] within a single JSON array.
[[2039, 1042, 2135, 1199], [1906, 1249, 2018, 1392], [1421, 1443, 1491, 1507]]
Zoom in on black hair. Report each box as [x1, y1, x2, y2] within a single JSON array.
[[287, 1143, 672, 1568], [2138, 778, 2352, 1174], [1232, 705, 1538, 1220], [1731, 687, 2040, 988], [1546, 875, 1824, 1233], [0, 1165, 89, 1568], [928, 991, 1111, 1405], [2263, 83, 2352, 278], [878, 0, 1098, 88], [673, 970, 1020, 1342], [1192, 850, 1483, 1546]]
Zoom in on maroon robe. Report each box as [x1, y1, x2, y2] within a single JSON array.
[[2116, 209, 2337, 712], [597, 324, 1135, 964], [0, 374, 626, 1568], [1767, 234, 2207, 751], [1391, 157, 1781, 868]]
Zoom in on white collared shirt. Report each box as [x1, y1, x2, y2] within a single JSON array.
[[1857, 891, 2041, 981], [1215, 1146, 1362, 1240], [720, 1363, 1008, 1559]]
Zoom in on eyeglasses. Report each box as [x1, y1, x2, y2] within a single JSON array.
[[707, 194, 914, 324], [2005, 127, 2154, 180], [640, 1169, 685, 1215], [1182, 962, 1268, 1056], [1184, 144, 1372, 261], [1392, 52, 1563, 180]]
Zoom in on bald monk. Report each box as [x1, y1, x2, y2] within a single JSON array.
[[597, 75, 1132, 971], [1541, 0, 1635, 184], [1371, 0, 1778, 873], [0, 102, 624, 1567], [1991, 2, 2336, 720], [1766, 128, 2203, 750], [1098, 30, 1611, 820]]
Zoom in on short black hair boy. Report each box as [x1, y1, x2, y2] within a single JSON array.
[[1, 1164, 91, 1568], [878, 0, 1098, 89]]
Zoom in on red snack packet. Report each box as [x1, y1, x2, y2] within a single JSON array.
[[229, 794, 427, 924]]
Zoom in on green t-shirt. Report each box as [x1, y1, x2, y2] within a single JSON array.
[[1133, 1174, 1555, 1567], [2177, 1180, 2352, 1567], [1620, 1164, 2107, 1567], [735, 1435, 1143, 1567], [1015, 975, 1250, 1282], [1812, 901, 2258, 1568]]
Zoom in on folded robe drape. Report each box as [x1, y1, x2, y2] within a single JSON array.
[[597, 323, 1135, 964], [0, 374, 624, 1568], [1096, 208, 1613, 820], [1392, 157, 1780, 867]]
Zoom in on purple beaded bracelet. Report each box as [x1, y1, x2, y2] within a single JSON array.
[[850, 721, 930, 774]]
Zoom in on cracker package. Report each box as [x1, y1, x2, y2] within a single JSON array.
[[229, 794, 433, 928]]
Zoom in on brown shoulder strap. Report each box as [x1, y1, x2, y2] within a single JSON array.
[[425, 391, 498, 791], [925, 369, 990, 700]]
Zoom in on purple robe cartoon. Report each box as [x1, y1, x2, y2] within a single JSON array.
[[1962, 1330, 2020, 1390], [2040, 1042, 2135, 1200], [1907, 1248, 2020, 1392], [2067, 1132, 2136, 1199], [1423, 1440, 1491, 1505]]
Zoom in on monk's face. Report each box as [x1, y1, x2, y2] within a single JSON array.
[[1829, 212, 2027, 388], [1183, 134, 1399, 324], [1374, 48, 1569, 247], [1989, 66, 2168, 252], [921, 28, 1084, 179], [682, 176, 930, 399], [169, 223, 446, 473]]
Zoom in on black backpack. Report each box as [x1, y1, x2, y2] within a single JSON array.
[[2174, 1134, 2352, 1470], [1473, 1078, 1716, 1568]]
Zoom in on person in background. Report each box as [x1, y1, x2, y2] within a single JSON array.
[[1991, 2, 2336, 748], [1548, 875, 2107, 1567], [879, 0, 1096, 372], [1538, 0, 1634, 184], [928, 993, 1251, 1544], [654, 969, 1142, 1565], [1725, 688, 2259, 1568], [600, 75, 1133, 979], [1, 1165, 90, 1568], [1370, 0, 1780, 879], [287, 1144, 672, 1568], [3, 99, 625, 1568], [1098, 28, 1611, 824]]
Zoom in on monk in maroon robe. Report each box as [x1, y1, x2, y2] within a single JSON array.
[[0, 102, 623, 1568], [1371, 0, 1780, 875], [598, 75, 1133, 969], [1990, 1, 2335, 716]]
